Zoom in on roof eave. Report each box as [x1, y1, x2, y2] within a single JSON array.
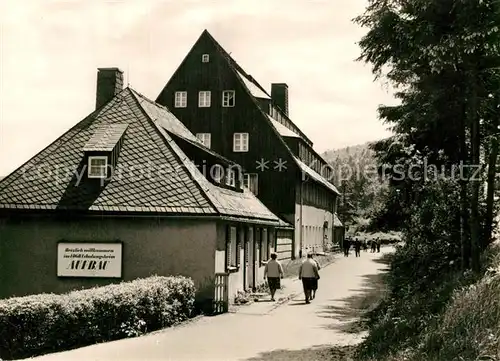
[[170, 132, 239, 166]]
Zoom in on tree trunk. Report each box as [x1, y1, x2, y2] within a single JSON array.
[[484, 106, 499, 249], [469, 70, 482, 272], [459, 180, 470, 269], [459, 84, 471, 270]]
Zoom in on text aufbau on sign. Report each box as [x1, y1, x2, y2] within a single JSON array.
[[57, 242, 122, 278]]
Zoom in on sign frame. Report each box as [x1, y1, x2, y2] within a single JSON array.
[[57, 240, 123, 278]]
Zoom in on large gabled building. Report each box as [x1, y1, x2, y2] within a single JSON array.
[[156, 30, 342, 258], [0, 68, 290, 311]]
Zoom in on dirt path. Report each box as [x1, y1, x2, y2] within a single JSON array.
[[29, 248, 392, 361]]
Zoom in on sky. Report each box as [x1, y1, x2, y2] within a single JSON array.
[[0, 0, 395, 176]]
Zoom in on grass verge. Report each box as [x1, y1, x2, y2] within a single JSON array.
[[244, 345, 358, 361]]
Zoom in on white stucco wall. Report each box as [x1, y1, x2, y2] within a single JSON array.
[[215, 250, 225, 273], [293, 203, 334, 258]]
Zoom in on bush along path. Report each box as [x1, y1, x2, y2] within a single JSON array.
[[0, 276, 195, 360]]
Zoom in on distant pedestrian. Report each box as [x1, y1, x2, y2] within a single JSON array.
[[354, 238, 361, 257], [363, 240, 368, 252], [264, 253, 283, 301], [299, 254, 320, 304], [371, 240, 376, 253], [377, 238, 381, 253], [343, 238, 350, 257]]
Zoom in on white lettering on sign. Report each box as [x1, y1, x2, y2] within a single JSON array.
[[57, 242, 122, 278]]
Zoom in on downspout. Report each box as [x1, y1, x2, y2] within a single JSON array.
[[342, 181, 346, 248], [299, 180, 304, 258]]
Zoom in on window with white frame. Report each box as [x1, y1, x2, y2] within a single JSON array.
[[174, 91, 187, 108], [212, 164, 223, 183], [226, 168, 236, 187], [202, 54, 210, 63], [243, 173, 258, 195], [196, 133, 211, 148], [88, 156, 108, 178], [258, 228, 264, 264], [233, 133, 249, 152], [222, 90, 235, 107], [263, 229, 270, 261], [198, 91, 211, 107], [226, 226, 238, 269]]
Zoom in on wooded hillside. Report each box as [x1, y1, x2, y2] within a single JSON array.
[[323, 141, 388, 221]]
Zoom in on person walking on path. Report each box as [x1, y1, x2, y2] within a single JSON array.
[[310, 255, 321, 300], [263, 252, 284, 301], [376, 238, 381, 253], [299, 254, 320, 304], [343, 238, 350, 257], [354, 238, 361, 257], [371, 239, 376, 253]]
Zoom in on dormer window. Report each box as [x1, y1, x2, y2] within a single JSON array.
[[88, 156, 108, 178], [83, 123, 128, 181], [243, 173, 258, 195], [213, 165, 223, 183], [202, 54, 210, 62], [226, 169, 236, 187]]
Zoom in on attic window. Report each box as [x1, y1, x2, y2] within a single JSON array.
[[226, 169, 236, 187], [222, 90, 235, 107], [202, 54, 210, 63], [83, 123, 128, 180], [213, 165, 223, 183], [243, 173, 258, 195], [88, 156, 108, 178]]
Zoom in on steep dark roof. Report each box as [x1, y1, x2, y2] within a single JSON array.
[[83, 123, 128, 152], [133, 89, 238, 167], [0, 88, 283, 225], [200, 30, 340, 196], [201, 30, 313, 144]]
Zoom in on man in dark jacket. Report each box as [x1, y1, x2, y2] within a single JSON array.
[[354, 238, 361, 257]]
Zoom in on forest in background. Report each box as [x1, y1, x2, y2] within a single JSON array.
[[323, 141, 389, 232]]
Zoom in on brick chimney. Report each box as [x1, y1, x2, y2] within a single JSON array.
[[271, 83, 289, 117], [96, 68, 124, 109]]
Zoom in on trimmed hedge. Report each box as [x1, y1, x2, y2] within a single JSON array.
[[0, 276, 195, 360]]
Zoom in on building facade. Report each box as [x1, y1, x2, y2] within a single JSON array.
[[0, 68, 290, 311], [156, 30, 342, 258]]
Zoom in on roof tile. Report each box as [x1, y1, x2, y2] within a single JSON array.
[[83, 124, 128, 152], [0, 88, 282, 225]]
